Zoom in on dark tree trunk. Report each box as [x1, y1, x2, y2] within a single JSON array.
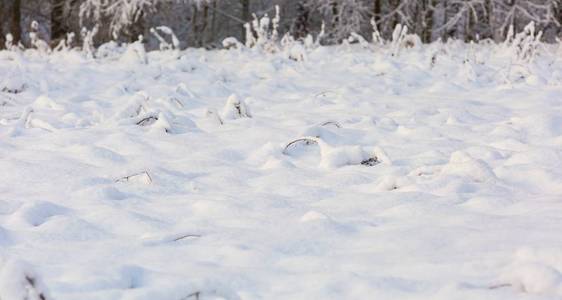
[[127, 12, 145, 43], [485, 0, 494, 40], [465, 8, 474, 42], [240, 0, 250, 42], [330, 0, 339, 41], [441, 0, 449, 40], [424, 0, 437, 43], [0, 1, 5, 48], [191, 4, 199, 46], [293, 1, 310, 39], [331, 1, 339, 27], [390, 0, 399, 31], [373, 0, 381, 26], [200, 3, 209, 47], [11, 0, 22, 44], [210, 0, 218, 45], [51, 0, 66, 43]]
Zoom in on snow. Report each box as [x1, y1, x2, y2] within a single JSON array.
[[0, 41, 562, 299]]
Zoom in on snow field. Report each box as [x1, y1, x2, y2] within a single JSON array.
[[0, 41, 562, 299]]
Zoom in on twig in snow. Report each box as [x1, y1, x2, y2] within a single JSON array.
[[136, 115, 158, 126], [172, 234, 201, 242], [25, 275, 48, 300], [182, 291, 201, 300], [206, 108, 224, 125], [282, 137, 319, 155], [1, 84, 26, 94], [169, 96, 185, 108], [488, 283, 512, 290], [314, 90, 339, 98], [115, 171, 153, 184], [0, 94, 16, 106], [320, 121, 342, 128], [360, 156, 380, 166]]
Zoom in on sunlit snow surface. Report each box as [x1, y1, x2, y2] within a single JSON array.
[[1, 43, 562, 299]]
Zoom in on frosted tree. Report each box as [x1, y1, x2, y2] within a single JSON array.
[[308, 0, 370, 42], [52, 0, 78, 43], [79, 0, 211, 42], [490, 0, 561, 38]]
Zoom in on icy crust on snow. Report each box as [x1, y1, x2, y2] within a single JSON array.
[[0, 43, 562, 299]]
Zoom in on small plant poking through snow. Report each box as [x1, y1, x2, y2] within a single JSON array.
[[505, 22, 543, 63], [221, 94, 252, 120], [0, 260, 51, 300], [282, 136, 380, 168], [320, 121, 342, 128], [348, 32, 369, 49], [54, 32, 76, 52], [391, 24, 408, 57], [244, 5, 281, 53], [81, 25, 99, 58], [371, 18, 383, 46], [281, 35, 308, 61], [1, 76, 26, 94], [4, 33, 23, 51], [282, 137, 319, 155], [222, 37, 243, 50], [29, 21, 50, 54], [116, 171, 153, 184], [206, 108, 224, 125]]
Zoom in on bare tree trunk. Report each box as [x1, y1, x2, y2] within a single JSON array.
[[373, 0, 381, 25], [210, 0, 218, 45], [485, 0, 494, 40], [240, 0, 250, 43], [330, 0, 339, 41], [424, 0, 437, 43], [331, 1, 339, 26], [0, 1, 5, 48], [293, 1, 310, 39], [11, 0, 22, 44], [415, 1, 423, 40], [441, 0, 449, 40], [200, 3, 209, 47], [465, 7, 474, 42], [192, 4, 199, 46], [391, 0, 399, 31]]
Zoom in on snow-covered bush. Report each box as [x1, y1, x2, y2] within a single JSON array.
[[371, 18, 383, 46], [221, 94, 251, 120], [29, 21, 50, 54], [81, 25, 99, 58], [222, 37, 243, 50], [280, 34, 308, 61], [120, 35, 148, 64], [150, 26, 180, 51], [505, 22, 543, 63], [347, 32, 369, 49], [244, 5, 281, 53], [390, 24, 408, 57], [4, 34, 23, 51], [53, 32, 76, 52]]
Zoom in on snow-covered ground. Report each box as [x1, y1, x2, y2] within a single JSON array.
[[1, 41, 562, 299]]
